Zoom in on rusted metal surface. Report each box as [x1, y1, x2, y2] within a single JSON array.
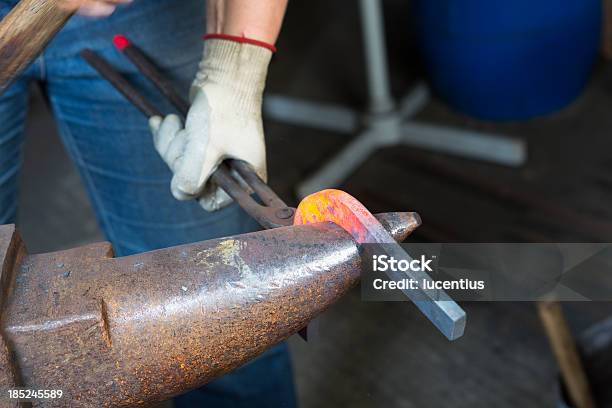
[[0, 212, 417, 407], [0, 225, 25, 408]]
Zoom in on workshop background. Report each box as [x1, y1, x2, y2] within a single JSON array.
[[15, 0, 612, 407]]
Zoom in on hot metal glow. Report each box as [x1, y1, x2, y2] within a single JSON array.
[[294, 189, 381, 244]]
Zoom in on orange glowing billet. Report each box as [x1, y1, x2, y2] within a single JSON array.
[[294, 189, 384, 244]]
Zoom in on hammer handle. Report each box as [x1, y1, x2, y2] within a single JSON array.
[[0, 0, 72, 93], [538, 301, 597, 408]]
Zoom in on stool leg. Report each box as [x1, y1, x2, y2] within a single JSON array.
[[359, 0, 395, 114]]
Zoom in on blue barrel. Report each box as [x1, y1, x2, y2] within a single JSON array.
[[412, 0, 601, 121]]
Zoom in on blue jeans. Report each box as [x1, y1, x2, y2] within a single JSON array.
[[0, 1, 296, 407]]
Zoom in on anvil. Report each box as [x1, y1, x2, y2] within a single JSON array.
[[0, 212, 418, 407]]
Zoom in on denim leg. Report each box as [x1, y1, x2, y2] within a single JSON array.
[[42, 1, 296, 406], [0, 76, 30, 224]]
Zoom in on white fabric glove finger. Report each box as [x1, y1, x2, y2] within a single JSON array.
[[148, 116, 162, 134], [150, 114, 183, 162], [170, 176, 196, 201], [172, 91, 214, 196], [164, 130, 188, 172]]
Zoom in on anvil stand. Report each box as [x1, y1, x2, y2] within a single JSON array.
[[264, 0, 527, 198]]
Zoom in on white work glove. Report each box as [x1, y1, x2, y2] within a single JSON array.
[[149, 38, 272, 211]]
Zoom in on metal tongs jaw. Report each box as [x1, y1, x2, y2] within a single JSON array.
[[213, 160, 295, 229]]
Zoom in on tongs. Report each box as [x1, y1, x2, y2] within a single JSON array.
[[81, 38, 294, 230]]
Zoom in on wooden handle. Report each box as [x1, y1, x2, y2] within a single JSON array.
[[0, 0, 73, 93], [537, 301, 597, 408]]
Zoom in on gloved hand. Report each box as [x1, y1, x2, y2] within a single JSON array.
[[149, 36, 273, 211]]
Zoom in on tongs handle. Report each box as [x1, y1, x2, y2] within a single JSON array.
[[80, 47, 294, 229]]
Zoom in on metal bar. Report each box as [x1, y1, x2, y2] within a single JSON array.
[[294, 189, 465, 340], [370, 228, 466, 340], [297, 129, 381, 198], [114, 34, 191, 116], [398, 81, 430, 117], [296, 117, 526, 198], [401, 121, 527, 167], [81, 49, 162, 118], [264, 94, 359, 134]]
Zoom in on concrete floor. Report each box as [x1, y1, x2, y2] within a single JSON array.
[[14, 0, 612, 407]]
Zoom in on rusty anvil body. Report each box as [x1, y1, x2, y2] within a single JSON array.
[[0, 213, 417, 407]]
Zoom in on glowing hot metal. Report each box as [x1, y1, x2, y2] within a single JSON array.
[[295, 189, 466, 340]]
